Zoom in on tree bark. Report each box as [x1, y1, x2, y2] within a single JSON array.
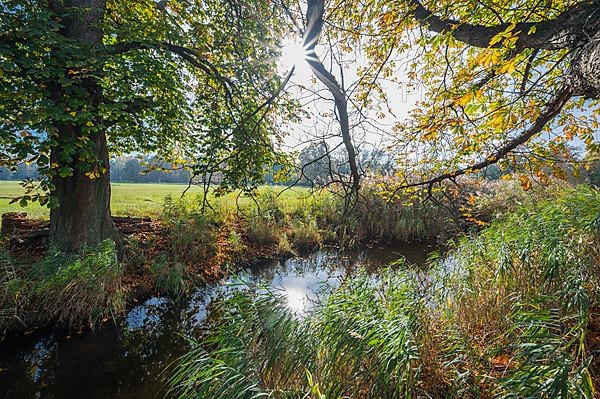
[[48, 0, 119, 252], [572, 31, 600, 98], [407, 0, 600, 51], [49, 128, 119, 252]]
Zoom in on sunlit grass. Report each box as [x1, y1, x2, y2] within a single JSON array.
[[169, 185, 600, 398], [0, 181, 315, 219], [0, 240, 125, 331]]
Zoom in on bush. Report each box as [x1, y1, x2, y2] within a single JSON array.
[[245, 214, 280, 246]]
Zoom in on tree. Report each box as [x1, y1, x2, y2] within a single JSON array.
[[122, 158, 141, 183], [1, 0, 292, 251], [298, 141, 333, 185], [284, 0, 599, 192]]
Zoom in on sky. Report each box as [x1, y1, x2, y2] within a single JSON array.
[[277, 38, 599, 160], [277, 38, 424, 153]]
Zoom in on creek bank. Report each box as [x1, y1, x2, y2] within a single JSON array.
[[0, 208, 448, 339], [0, 244, 438, 399]]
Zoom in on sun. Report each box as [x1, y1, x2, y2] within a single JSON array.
[[279, 39, 312, 78]]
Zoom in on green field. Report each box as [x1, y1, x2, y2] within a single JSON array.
[[0, 181, 315, 219]]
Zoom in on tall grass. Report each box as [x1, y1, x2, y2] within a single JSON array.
[[169, 186, 600, 398], [160, 196, 219, 264], [169, 268, 425, 399], [353, 183, 455, 243], [0, 240, 125, 332], [434, 186, 600, 398]]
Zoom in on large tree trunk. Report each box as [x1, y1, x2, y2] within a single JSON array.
[[48, 0, 119, 252], [49, 128, 119, 252], [572, 31, 600, 98]]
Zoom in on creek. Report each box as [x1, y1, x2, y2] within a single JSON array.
[[0, 242, 437, 398]]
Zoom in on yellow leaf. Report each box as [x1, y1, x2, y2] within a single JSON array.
[[490, 112, 506, 129], [519, 175, 532, 191], [381, 12, 394, 25], [536, 170, 549, 184], [455, 92, 473, 107], [422, 130, 438, 141], [498, 59, 516, 74]]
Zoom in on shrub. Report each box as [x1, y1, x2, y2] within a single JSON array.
[[245, 214, 280, 246]]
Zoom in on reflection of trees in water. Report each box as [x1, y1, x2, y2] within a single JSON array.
[[248, 250, 358, 281], [1, 243, 436, 398]]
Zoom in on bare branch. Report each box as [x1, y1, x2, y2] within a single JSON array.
[[304, 0, 360, 195]]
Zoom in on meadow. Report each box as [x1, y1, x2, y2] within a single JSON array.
[[0, 181, 315, 219]]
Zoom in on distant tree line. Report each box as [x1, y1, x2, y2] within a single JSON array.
[[294, 142, 396, 186], [0, 163, 40, 181], [2, 150, 597, 188], [109, 156, 190, 184], [0, 156, 192, 184]]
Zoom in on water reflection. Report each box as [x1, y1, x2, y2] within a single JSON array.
[[0, 242, 437, 398]]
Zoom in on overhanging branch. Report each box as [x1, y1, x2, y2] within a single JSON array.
[[396, 86, 573, 191], [304, 0, 360, 195], [105, 41, 233, 98], [406, 0, 598, 50]]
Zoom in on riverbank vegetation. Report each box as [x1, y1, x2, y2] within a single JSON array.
[[1, 179, 457, 334], [0, 176, 573, 336], [169, 185, 600, 398], [0, 240, 124, 335], [2, 0, 600, 395]]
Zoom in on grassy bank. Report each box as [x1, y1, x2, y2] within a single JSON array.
[[169, 185, 600, 398], [0, 241, 124, 335], [0, 181, 459, 335], [0, 177, 551, 336]]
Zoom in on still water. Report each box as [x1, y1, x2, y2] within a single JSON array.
[[0, 243, 436, 398]]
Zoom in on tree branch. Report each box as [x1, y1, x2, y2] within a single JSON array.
[[105, 41, 233, 98], [396, 86, 573, 191], [304, 0, 360, 195], [406, 0, 599, 50]]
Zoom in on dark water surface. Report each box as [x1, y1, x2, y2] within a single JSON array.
[[0, 243, 436, 398]]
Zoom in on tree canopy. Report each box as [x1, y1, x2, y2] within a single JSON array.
[[1, 0, 599, 250], [285, 0, 599, 192], [1, 0, 295, 196], [0, 0, 296, 250]]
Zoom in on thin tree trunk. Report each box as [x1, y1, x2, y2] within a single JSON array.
[[304, 0, 361, 196]]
